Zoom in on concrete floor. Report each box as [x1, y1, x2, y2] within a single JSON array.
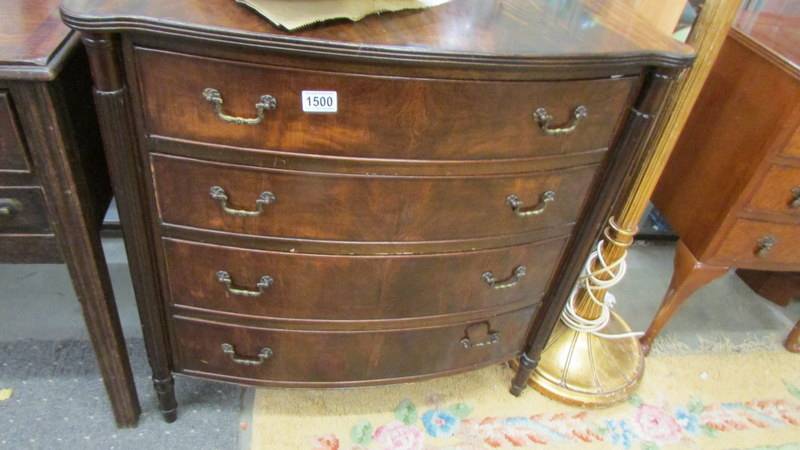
[[0, 238, 798, 448]]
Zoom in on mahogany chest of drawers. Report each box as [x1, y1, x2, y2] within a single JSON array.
[[61, 0, 693, 421]]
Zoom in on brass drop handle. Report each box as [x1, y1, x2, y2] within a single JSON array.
[[461, 322, 500, 349], [216, 271, 273, 297], [482, 265, 527, 289], [221, 343, 273, 366], [507, 191, 556, 217], [202, 88, 277, 125], [534, 105, 588, 136], [755, 236, 776, 258], [209, 186, 276, 217], [790, 187, 800, 209], [0, 199, 21, 218]]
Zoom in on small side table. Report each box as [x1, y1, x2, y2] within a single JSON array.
[[0, 0, 139, 427]]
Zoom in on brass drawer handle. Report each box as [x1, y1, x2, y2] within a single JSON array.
[[216, 271, 273, 297], [507, 191, 556, 217], [202, 88, 277, 126], [0, 199, 21, 218], [755, 235, 776, 258], [534, 105, 588, 136], [461, 322, 500, 349], [482, 265, 527, 289], [221, 343, 273, 366], [790, 187, 800, 209], [209, 186, 276, 217]]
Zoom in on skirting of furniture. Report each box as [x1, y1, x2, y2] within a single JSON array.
[[61, 0, 693, 421], [1, 0, 139, 427]]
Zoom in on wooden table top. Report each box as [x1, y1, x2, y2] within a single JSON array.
[[61, 0, 693, 68], [735, 0, 800, 76], [0, 0, 72, 67]]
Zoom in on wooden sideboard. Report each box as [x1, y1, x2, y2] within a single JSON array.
[[642, 0, 800, 353], [61, 0, 693, 421], [0, 0, 139, 427]]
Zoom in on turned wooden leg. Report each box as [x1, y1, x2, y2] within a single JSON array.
[[154, 376, 178, 422], [785, 320, 800, 353], [85, 33, 178, 423], [510, 353, 539, 396], [640, 239, 729, 355]]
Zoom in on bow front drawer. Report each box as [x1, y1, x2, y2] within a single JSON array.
[[151, 154, 597, 241], [163, 237, 564, 321], [0, 187, 50, 234], [172, 307, 535, 385], [135, 47, 636, 160]]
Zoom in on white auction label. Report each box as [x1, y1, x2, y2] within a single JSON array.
[[301, 91, 338, 113]]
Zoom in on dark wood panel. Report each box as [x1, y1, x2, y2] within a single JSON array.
[[163, 237, 563, 321], [151, 153, 597, 242], [0, 91, 30, 172], [135, 47, 636, 160], [0, 186, 50, 233], [172, 306, 535, 385]]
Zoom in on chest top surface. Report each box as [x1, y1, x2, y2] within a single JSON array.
[[735, 0, 800, 76], [61, 0, 693, 68], [0, 0, 73, 71]]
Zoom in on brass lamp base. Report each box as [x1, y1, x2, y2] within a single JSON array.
[[519, 312, 644, 408]]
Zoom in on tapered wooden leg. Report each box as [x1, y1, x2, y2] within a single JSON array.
[[13, 82, 141, 428], [640, 240, 729, 355], [154, 376, 178, 422], [786, 320, 800, 353]]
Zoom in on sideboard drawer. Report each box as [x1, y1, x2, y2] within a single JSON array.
[[717, 219, 800, 268], [163, 237, 563, 321], [0, 187, 50, 233], [0, 92, 30, 172], [747, 164, 800, 217], [172, 307, 534, 385], [151, 154, 596, 242], [136, 47, 635, 160]]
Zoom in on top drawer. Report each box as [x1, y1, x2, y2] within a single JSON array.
[[135, 47, 636, 160], [0, 92, 31, 172]]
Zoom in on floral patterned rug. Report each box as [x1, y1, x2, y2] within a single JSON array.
[[251, 351, 800, 450]]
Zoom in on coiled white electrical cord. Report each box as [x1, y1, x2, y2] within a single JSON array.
[[560, 239, 644, 339]]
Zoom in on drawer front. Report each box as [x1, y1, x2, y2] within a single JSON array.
[[163, 237, 564, 321], [717, 219, 800, 267], [136, 47, 635, 160], [152, 154, 597, 242], [0, 92, 30, 172], [0, 187, 50, 233], [748, 164, 800, 217], [172, 307, 534, 384]]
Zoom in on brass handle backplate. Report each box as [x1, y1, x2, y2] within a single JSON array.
[[534, 105, 588, 136], [461, 322, 500, 349], [216, 271, 273, 297], [507, 191, 556, 217], [482, 265, 527, 289], [0, 198, 22, 219], [221, 343, 273, 366], [790, 187, 800, 209], [209, 186, 276, 217], [755, 236, 776, 258], [202, 88, 277, 125]]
